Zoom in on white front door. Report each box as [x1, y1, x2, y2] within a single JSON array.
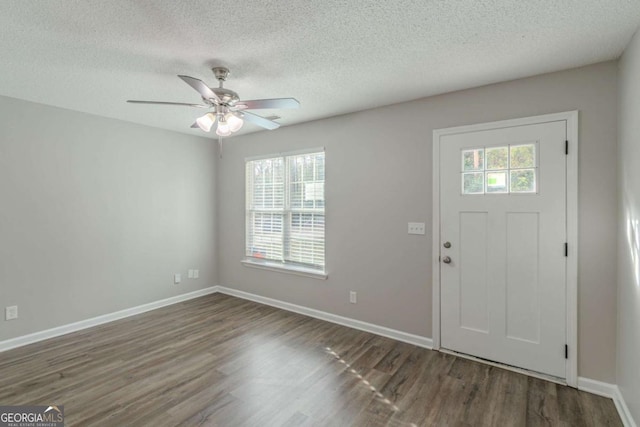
[[439, 120, 567, 378]]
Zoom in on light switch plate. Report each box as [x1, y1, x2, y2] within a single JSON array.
[[194, 269, 199, 279], [408, 222, 426, 235], [188, 270, 194, 279], [174, 273, 181, 284]]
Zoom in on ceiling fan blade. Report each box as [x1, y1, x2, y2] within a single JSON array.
[[178, 75, 220, 103], [242, 111, 280, 130], [127, 100, 209, 108], [236, 98, 300, 110]]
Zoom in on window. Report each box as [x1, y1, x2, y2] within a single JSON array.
[[245, 149, 325, 277], [462, 143, 537, 194]]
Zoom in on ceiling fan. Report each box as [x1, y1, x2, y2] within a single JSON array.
[[127, 67, 299, 139]]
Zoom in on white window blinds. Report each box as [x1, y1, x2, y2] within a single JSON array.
[[246, 150, 325, 271]]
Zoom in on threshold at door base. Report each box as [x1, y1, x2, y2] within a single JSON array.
[[438, 348, 568, 386]]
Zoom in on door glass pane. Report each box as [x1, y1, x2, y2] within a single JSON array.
[[486, 171, 508, 193], [510, 169, 536, 193], [486, 147, 508, 170], [461, 144, 538, 195], [510, 144, 535, 169], [463, 173, 484, 194], [462, 149, 484, 171]]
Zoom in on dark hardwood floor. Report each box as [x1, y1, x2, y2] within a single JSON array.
[[0, 293, 621, 426]]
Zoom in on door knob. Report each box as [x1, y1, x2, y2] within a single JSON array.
[[442, 256, 452, 264], [443, 241, 451, 248]]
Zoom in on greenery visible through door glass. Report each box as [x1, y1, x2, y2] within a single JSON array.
[[463, 173, 484, 194], [510, 169, 536, 192], [486, 171, 508, 193], [510, 144, 535, 169], [462, 149, 484, 171], [486, 147, 508, 170]]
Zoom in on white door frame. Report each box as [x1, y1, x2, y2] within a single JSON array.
[[431, 111, 578, 387]]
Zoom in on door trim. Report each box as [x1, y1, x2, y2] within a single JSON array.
[[431, 111, 579, 387]]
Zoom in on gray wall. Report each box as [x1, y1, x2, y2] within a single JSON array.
[[617, 28, 640, 423], [218, 62, 618, 383], [0, 96, 218, 341]]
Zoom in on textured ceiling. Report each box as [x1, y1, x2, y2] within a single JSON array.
[[1, 1, 639, 138]]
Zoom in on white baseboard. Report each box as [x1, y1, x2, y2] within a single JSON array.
[[216, 286, 433, 349], [613, 387, 638, 427], [578, 377, 637, 427], [0, 286, 219, 353], [578, 377, 619, 398], [0, 285, 432, 354]]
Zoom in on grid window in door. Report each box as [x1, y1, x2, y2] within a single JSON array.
[[461, 143, 537, 195], [246, 151, 325, 271]]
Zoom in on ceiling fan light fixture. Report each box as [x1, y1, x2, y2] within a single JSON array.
[[226, 113, 244, 132], [196, 112, 216, 132]]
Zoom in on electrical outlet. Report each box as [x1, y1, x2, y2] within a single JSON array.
[[408, 222, 426, 235], [174, 273, 181, 284], [5, 306, 18, 321], [188, 269, 194, 279], [349, 291, 357, 304], [194, 269, 199, 279]]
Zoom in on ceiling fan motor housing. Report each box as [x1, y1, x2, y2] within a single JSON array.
[[211, 87, 240, 106]]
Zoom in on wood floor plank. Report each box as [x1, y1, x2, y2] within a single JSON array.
[[0, 294, 623, 426], [525, 377, 560, 426]]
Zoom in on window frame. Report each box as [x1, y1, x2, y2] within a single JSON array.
[[243, 147, 327, 279]]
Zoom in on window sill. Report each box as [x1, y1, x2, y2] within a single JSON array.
[[241, 259, 328, 280]]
